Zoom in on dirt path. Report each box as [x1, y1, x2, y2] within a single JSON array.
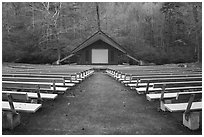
[[3, 72, 201, 135]]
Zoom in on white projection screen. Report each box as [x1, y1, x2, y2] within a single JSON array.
[[92, 49, 108, 64]]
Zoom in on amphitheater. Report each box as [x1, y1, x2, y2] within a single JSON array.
[[2, 63, 202, 135]]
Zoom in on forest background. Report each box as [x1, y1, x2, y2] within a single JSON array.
[[2, 2, 202, 65]]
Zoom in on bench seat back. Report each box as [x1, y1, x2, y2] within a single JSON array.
[[2, 91, 58, 100], [140, 77, 202, 83], [8, 72, 75, 75], [131, 74, 202, 80], [173, 92, 202, 103], [2, 92, 29, 102], [3, 74, 72, 79], [153, 81, 202, 88], [2, 77, 64, 83], [2, 81, 51, 89]]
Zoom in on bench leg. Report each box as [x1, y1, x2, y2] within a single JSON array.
[[2, 111, 21, 130], [160, 100, 172, 111], [183, 111, 200, 130]]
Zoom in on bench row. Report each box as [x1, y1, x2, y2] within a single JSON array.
[[106, 68, 202, 130], [2, 69, 95, 130], [2, 69, 95, 94], [106, 69, 202, 94]]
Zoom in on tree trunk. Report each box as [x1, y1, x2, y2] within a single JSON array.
[[192, 4, 200, 62], [56, 47, 61, 65]]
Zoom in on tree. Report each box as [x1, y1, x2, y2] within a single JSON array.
[[2, 2, 202, 64]]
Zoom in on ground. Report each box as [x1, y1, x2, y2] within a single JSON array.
[[2, 64, 202, 135]]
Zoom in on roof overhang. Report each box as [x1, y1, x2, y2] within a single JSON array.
[[126, 54, 140, 63], [59, 30, 140, 64], [72, 31, 126, 54]]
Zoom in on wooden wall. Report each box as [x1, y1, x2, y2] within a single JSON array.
[[75, 40, 124, 65]]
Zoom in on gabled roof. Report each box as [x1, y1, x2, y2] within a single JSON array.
[[59, 30, 140, 63], [71, 30, 127, 54]]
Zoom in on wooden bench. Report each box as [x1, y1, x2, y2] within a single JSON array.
[[3, 77, 65, 83], [121, 70, 201, 75], [117, 67, 201, 71], [2, 93, 42, 129], [128, 76, 201, 88], [136, 86, 202, 94], [3, 74, 79, 83], [159, 87, 201, 112], [164, 94, 202, 130], [171, 92, 202, 103], [3, 73, 81, 83], [2, 81, 68, 93], [118, 68, 201, 73], [5, 69, 94, 78], [63, 70, 94, 82], [164, 101, 202, 111], [140, 77, 202, 84], [2, 77, 76, 87], [153, 81, 202, 89], [2, 100, 42, 113], [9, 72, 75, 75], [3, 73, 72, 78], [127, 80, 200, 89], [159, 87, 202, 111], [121, 74, 202, 85], [106, 70, 119, 78], [2, 87, 43, 104], [127, 76, 200, 88], [2, 91, 30, 103], [142, 81, 202, 94], [3, 69, 94, 92], [146, 91, 202, 101], [79, 70, 93, 78], [2, 90, 58, 100], [127, 82, 152, 89], [3, 71, 93, 84]]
